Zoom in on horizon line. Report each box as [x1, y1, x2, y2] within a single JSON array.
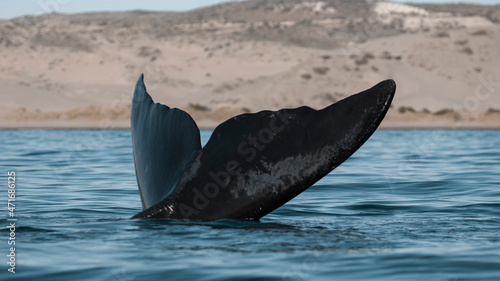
[[1, 0, 500, 21]]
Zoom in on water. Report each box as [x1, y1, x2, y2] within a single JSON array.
[[1, 129, 499, 281]]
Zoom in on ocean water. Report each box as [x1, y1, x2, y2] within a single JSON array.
[[0, 129, 499, 281]]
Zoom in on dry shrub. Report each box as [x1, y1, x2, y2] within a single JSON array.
[[434, 109, 454, 115], [487, 108, 500, 114], [138, 46, 161, 58], [381, 51, 392, 60], [301, 73, 312, 80], [399, 106, 416, 114], [471, 30, 488, 36], [312, 67, 330, 75], [434, 109, 462, 121], [460, 47, 474, 55], [355, 52, 375, 66], [189, 103, 211, 112], [433, 31, 450, 38]]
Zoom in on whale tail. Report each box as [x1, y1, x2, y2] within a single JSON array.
[[131, 76, 396, 220]]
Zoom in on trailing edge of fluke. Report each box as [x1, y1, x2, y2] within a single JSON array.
[[131, 74, 396, 221]]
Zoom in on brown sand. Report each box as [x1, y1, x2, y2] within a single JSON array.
[[1, 2, 499, 129]]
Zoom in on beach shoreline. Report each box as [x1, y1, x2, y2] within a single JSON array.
[[1, 119, 499, 130]]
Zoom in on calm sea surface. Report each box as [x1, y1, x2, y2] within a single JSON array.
[[0, 129, 499, 281]]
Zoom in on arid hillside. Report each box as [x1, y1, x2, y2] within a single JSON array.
[[1, 0, 499, 128]]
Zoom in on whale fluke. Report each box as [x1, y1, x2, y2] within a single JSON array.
[[131, 75, 396, 220]]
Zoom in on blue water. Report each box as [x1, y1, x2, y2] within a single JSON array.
[[1, 129, 499, 281]]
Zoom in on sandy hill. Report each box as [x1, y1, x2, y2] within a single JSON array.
[[1, 0, 499, 129]]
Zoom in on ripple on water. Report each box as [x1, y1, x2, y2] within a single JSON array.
[[0, 129, 499, 281]]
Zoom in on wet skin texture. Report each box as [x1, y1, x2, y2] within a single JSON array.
[[131, 74, 396, 221]]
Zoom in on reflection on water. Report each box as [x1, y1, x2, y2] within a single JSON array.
[[0, 129, 499, 280]]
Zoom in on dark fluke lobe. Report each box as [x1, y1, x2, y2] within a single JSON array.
[[131, 75, 396, 220]]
